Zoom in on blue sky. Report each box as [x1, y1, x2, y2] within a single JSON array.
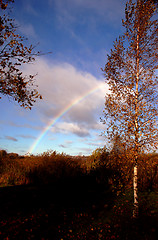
[[0, 0, 126, 156]]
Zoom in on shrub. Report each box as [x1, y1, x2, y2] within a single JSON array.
[[138, 153, 158, 191], [0, 149, 157, 192]]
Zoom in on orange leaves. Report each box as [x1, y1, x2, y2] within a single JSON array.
[[102, 0, 158, 170], [0, 1, 43, 108], [0, 151, 90, 187]]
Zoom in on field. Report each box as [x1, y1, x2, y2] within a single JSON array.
[[0, 150, 158, 239]]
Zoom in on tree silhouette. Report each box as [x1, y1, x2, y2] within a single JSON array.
[[0, 0, 43, 109], [102, 0, 157, 217]]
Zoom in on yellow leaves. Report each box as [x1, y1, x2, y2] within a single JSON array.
[[102, 0, 157, 156]]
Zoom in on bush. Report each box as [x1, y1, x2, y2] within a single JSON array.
[[8, 153, 19, 159], [0, 149, 157, 193], [138, 153, 158, 191], [0, 149, 7, 158]]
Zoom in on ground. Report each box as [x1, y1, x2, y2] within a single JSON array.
[[0, 181, 157, 240]]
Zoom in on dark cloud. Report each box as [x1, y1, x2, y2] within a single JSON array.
[[59, 144, 67, 148], [18, 134, 36, 139], [5, 136, 18, 142]]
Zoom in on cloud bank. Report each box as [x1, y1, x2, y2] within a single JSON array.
[[23, 58, 108, 138]]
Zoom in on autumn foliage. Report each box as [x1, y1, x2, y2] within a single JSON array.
[[0, 149, 157, 192], [101, 0, 157, 217], [90, 147, 158, 194], [0, 0, 42, 108], [0, 149, 158, 239]]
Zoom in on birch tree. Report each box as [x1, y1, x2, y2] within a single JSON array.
[[102, 0, 158, 217]]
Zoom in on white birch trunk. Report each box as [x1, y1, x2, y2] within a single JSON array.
[[133, 20, 140, 218], [133, 163, 138, 217]]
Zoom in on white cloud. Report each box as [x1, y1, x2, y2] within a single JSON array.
[[22, 58, 108, 137], [24, 3, 38, 16], [19, 23, 37, 38], [54, 0, 125, 28], [51, 122, 90, 137]]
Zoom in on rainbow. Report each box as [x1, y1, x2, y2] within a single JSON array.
[[29, 83, 105, 154]]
